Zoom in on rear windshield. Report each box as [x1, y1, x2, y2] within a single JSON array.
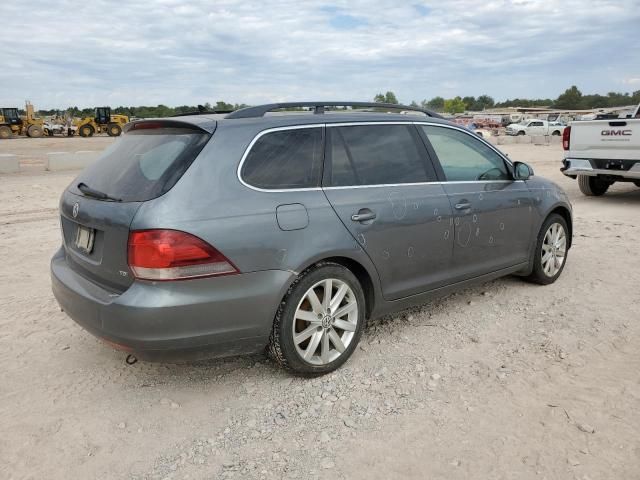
[[72, 128, 210, 202]]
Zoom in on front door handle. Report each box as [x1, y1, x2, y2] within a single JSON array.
[[351, 209, 377, 222], [455, 202, 472, 210]]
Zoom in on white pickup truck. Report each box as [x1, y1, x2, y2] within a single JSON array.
[[505, 119, 566, 137], [561, 103, 640, 195]]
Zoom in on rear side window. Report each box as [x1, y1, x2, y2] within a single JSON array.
[[327, 124, 430, 186], [421, 125, 509, 182], [241, 128, 324, 189], [73, 127, 210, 202]]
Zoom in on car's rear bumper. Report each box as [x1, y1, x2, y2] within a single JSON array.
[[561, 158, 640, 180], [51, 247, 293, 361]]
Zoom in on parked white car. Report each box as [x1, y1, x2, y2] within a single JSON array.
[[506, 119, 567, 137]]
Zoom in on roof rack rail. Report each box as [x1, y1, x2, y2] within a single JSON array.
[[225, 102, 443, 119]]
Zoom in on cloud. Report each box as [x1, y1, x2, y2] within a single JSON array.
[[0, 0, 639, 108]]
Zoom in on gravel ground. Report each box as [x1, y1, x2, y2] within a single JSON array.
[[1, 139, 639, 479]]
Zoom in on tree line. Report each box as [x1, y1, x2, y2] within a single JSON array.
[[35, 101, 248, 119], [375, 86, 640, 114], [27, 86, 640, 118]]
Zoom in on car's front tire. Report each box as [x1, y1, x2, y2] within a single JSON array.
[[269, 262, 366, 375], [526, 214, 569, 285]]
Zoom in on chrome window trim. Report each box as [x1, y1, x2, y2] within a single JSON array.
[[236, 121, 517, 193]]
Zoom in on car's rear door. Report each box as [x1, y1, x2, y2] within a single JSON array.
[[418, 124, 533, 282], [322, 122, 454, 300]]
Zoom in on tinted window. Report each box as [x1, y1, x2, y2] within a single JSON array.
[[241, 128, 323, 189], [422, 126, 510, 182], [327, 124, 429, 186], [72, 128, 210, 202]]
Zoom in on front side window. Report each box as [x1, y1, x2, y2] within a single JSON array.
[[327, 124, 430, 186], [241, 128, 323, 189], [421, 125, 510, 182]]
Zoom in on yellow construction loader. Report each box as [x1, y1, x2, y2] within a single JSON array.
[[75, 107, 129, 137], [0, 102, 45, 139]]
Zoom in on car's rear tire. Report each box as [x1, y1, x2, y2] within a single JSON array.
[[268, 262, 366, 375], [577, 175, 610, 196], [526, 214, 568, 285], [552, 130, 561, 136]]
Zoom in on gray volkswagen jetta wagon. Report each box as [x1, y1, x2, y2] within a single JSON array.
[[51, 101, 572, 374]]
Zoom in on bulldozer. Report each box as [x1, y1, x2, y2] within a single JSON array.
[[0, 102, 45, 139], [74, 107, 129, 137]]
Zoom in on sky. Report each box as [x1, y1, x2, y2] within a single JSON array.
[[1, 0, 639, 109]]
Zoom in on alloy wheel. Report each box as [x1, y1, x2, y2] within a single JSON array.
[[541, 222, 566, 277], [292, 278, 358, 365]]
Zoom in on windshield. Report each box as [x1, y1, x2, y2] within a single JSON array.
[[72, 128, 210, 202]]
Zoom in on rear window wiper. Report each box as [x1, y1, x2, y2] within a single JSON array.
[[77, 182, 122, 202]]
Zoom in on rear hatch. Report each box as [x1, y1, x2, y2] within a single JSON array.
[[60, 119, 214, 292]]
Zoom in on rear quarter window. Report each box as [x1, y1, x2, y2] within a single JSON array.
[[240, 127, 324, 190], [72, 127, 210, 202]]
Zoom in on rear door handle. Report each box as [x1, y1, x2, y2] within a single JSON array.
[[455, 202, 471, 210], [351, 209, 376, 222]]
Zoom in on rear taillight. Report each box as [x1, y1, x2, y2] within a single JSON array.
[[128, 229, 238, 281], [562, 126, 571, 150]]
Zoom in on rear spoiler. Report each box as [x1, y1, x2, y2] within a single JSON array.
[[123, 118, 216, 134]]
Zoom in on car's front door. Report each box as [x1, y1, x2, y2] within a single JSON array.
[[322, 123, 454, 300], [528, 121, 544, 136], [419, 124, 534, 282]]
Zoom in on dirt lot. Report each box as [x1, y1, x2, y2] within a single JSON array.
[[1, 139, 639, 480]]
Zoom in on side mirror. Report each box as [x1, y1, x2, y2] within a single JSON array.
[[513, 161, 534, 180]]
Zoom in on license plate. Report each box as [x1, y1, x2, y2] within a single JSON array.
[[75, 225, 95, 253]]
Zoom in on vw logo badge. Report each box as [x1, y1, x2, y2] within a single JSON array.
[[72, 203, 79, 218]]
